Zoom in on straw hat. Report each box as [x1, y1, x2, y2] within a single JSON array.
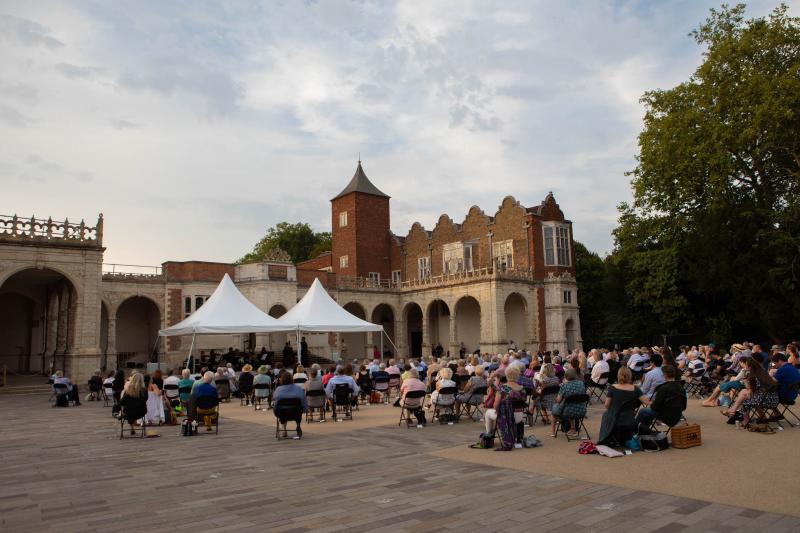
[[258, 365, 269, 374], [242, 364, 253, 372]]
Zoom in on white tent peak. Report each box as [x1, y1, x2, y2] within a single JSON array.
[[275, 277, 382, 332], [159, 273, 286, 336]]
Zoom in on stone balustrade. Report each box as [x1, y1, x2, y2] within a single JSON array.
[[0, 213, 103, 247]]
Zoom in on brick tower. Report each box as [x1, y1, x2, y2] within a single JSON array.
[[330, 161, 391, 281]]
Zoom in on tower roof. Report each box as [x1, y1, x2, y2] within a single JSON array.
[[331, 161, 390, 201]]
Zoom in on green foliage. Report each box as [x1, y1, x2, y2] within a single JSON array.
[[614, 3, 800, 343], [237, 222, 331, 264], [574, 241, 605, 348]]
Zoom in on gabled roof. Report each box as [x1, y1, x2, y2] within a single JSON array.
[[331, 161, 390, 201]]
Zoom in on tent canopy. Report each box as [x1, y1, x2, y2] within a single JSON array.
[[275, 278, 382, 333], [159, 273, 288, 336]]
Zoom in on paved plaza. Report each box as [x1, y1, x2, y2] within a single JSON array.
[[1, 391, 799, 533]]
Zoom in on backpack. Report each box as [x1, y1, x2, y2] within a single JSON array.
[[469, 432, 496, 449], [55, 394, 68, 407], [181, 419, 194, 436], [639, 432, 670, 451]]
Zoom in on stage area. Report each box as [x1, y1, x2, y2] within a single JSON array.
[[1, 392, 798, 532]]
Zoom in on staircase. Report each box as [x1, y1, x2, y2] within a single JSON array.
[[0, 384, 52, 396]]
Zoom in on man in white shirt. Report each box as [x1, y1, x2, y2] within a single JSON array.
[[627, 349, 650, 372], [590, 350, 610, 385]]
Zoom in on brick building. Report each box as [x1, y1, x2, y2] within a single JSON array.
[[0, 162, 580, 382]]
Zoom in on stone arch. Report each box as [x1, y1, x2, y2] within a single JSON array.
[[115, 295, 161, 369], [403, 302, 424, 358], [342, 301, 368, 359], [454, 296, 481, 354], [0, 267, 79, 375], [268, 304, 288, 318], [371, 303, 396, 356], [266, 304, 289, 352], [504, 292, 528, 349], [0, 264, 81, 300], [427, 299, 450, 353]]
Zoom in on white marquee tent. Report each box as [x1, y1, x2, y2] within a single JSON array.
[[159, 274, 288, 364], [274, 278, 391, 356]]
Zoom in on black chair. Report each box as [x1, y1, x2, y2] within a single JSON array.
[[399, 390, 426, 427], [458, 386, 487, 422], [52, 383, 75, 407], [777, 383, 800, 428], [553, 393, 591, 441], [118, 396, 147, 439], [101, 382, 113, 407], [533, 385, 560, 425], [293, 377, 308, 384], [305, 389, 327, 422], [195, 395, 220, 434], [274, 398, 304, 439], [332, 383, 353, 421], [432, 386, 458, 424], [586, 372, 609, 403], [253, 383, 271, 410], [163, 383, 180, 407], [178, 385, 192, 410], [742, 385, 782, 431], [214, 379, 231, 401], [685, 369, 713, 399], [372, 376, 390, 404]]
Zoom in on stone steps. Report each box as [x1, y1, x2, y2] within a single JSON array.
[[0, 385, 52, 396]]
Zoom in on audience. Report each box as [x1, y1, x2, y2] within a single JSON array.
[[273, 372, 307, 437], [399, 368, 428, 425], [635, 365, 686, 430], [598, 367, 650, 446], [119, 372, 148, 434], [550, 368, 587, 438]]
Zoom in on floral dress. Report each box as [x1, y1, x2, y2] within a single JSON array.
[[496, 385, 528, 450]]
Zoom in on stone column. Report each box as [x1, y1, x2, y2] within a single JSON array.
[[421, 311, 430, 357], [448, 315, 458, 358], [106, 317, 118, 370], [394, 317, 406, 358]]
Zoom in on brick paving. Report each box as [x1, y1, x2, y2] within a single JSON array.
[[1, 395, 798, 533]]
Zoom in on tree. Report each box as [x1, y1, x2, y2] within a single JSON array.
[[616, 3, 800, 343], [574, 241, 606, 348], [237, 222, 332, 264]]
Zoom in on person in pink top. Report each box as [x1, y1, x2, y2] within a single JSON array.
[[400, 368, 427, 425]]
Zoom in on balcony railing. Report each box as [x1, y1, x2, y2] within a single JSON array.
[[0, 213, 103, 246], [337, 276, 401, 291], [102, 263, 164, 280], [335, 267, 536, 292]]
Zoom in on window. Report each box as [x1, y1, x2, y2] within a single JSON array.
[[418, 256, 431, 279], [442, 242, 463, 274], [563, 290, 572, 304], [543, 223, 571, 266], [391, 270, 401, 286], [492, 239, 514, 271], [185, 295, 209, 317], [464, 242, 475, 271], [339, 211, 348, 227], [339, 255, 349, 269], [368, 272, 380, 286]]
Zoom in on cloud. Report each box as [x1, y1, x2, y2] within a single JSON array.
[[0, 14, 63, 48], [0, 1, 790, 265]]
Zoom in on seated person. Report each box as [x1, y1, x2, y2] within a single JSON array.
[[324, 365, 359, 406], [119, 372, 148, 434], [385, 359, 401, 377], [356, 365, 372, 396], [273, 372, 307, 436], [103, 371, 116, 399], [598, 367, 650, 447], [322, 366, 336, 386], [635, 365, 686, 430], [702, 366, 748, 407], [53, 370, 81, 406], [399, 368, 428, 425], [722, 357, 778, 425], [487, 366, 527, 451], [640, 354, 665, 399], [550, 368, 588, 437], [238, 364, 255, 404], [177, 368, 194, 405], [683, 351, 707, 382], [87, 370, 103, 401], [189, 371, 219, 430], [214, 367, 231, 399], [292, 365, 308, 383], [429, 367, 456, 409], [771, 353, 800, 404], [588, 350, 610, 387], [253, 365, 273, 405], [534, 364, 560, 424], [455, 365, 488, 417], [163, 369, 181, 406]]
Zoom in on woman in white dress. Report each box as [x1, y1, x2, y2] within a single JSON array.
[[144, 374, 165, 425]]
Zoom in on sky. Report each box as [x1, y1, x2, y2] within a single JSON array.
[[1, 0, 794, 267]]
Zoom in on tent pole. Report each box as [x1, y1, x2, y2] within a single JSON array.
[[149, 335, 161, 365], [296, 327, 300, 367], [187, 332, 196, 371], [382, 328, 400, 358], [380, 329, 384, 360]]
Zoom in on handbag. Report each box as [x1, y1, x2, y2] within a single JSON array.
[[469, 432, 496, 449], [181, 419, 194, 436], [639, 432, 669, 451]]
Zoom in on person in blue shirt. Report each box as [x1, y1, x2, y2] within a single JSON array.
[[325, 365, 359, 401], [189, 371, 218, 428], [771, 353, 800, 403]]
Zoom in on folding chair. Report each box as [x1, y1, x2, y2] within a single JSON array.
[[252, 383, 271, 410], [293, 377, 308, 384], [631, 361, 646, 383], [431, 386, 458, 424], [163, 383, 180, 408], [742, 386, 782, 431], [458, 386, 487, 422], [387, 375, 401, 402], [52, 383, 75, 407], [553, 394, 591, 441], [195, 395, 220, 434], [119, 412, 147, 439], [274, 398, 304, 439], [178, 385, 193, 411], [332, 383, 353, 421], [777, 383, 800, 428], [399, 390, 426, 427], [684, 369, 713, 399], [532, 385, 560, 425], [214, 379, 231, 402], [586, 372, 609, 404], [372, 376, 390, 404], [305, 389, 327, 422], [102, 381, 115, 407]]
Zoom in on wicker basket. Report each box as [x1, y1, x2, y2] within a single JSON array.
[[670, 423, 702, 449]]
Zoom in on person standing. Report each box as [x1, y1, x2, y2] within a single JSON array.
[[283, 341, 294, 368], [300, 337, 309, 367]]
